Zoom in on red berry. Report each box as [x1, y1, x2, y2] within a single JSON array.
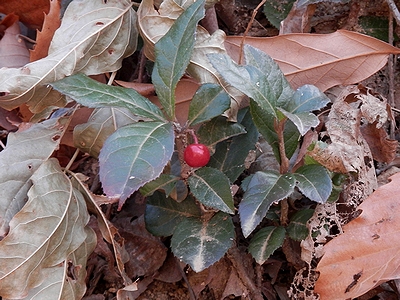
[[184, 143, 210, 167]]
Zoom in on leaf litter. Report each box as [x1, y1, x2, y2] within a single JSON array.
[[1, 0, 400, 299]]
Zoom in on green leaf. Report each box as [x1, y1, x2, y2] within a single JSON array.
[[250, 101, 300, 161], [243, 44, 294, 110], [208, 108, 258, 182], [140, 174, 179, 197], [51, 73, 165, 121], [145, 192, 201, 236], [287, 209, 314, 241], [99, 121, 174, 208], [239, 171, 295, 237], [209, 46, 293, 119], [171, 212, 234, 272], [152, 0, 205, 120], [197, 116, 246, 146], [293, 164, 332, 203], [248, 226, 286, 265], [188, 83, 231, 126], [279, 109, 320, 136], [188, 167, 234, 214], [263, 0, 295, 29], [287, 84, 331, 113]]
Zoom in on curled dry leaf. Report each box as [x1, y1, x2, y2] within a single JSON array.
[[0, 0, 137, 113], [225, 30, 400, 91], [0, 159, 95, 299], [0, 0, 49, 29], [315, 172, 400, 299], [0, 14, 30, 68], [30, 0, 61, 62]]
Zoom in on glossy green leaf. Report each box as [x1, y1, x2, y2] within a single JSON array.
[[250, 101, 300, 161], [145, 192, 201, 237], [279, 109, 319, 136], [188, 83, 231, 126], [188, 167, 234, 214], [287, 209, 314, 241], [51, 73, 165, 121], [152, 0, 205, 120], [287, 84, 331, 113], [239, 171, 295, 237], [293, 164, 332, 203], [208, 108, 258, 182], [248, 226, 286, 265], [140, 174, 180, 197], [171, 212, 234, 272], [197, 116, 246, 146], [99, 121, 174, 209]]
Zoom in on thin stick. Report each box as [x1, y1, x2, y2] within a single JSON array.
[[388, 11, 396, 139], [386, 0, 400, 26], [239, 0, 268, 64], [64, 148, 80, 172]]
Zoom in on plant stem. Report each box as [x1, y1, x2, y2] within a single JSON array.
[[274, 118, 289, 174]]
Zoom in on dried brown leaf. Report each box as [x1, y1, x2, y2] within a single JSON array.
[[30, 0, 61, 62], [0, 0, 49, 29], [0, 14, 30, 68], [315, 172, 400, 299], [225, 30, 400, 91], [361, 123, 397, 163]]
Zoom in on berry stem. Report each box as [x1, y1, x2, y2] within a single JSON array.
[[188, 129, 199, 144]]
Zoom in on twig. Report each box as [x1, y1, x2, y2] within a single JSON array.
[[388, 11, 396, 139], [228, 246, 264, 300], [239, 0, 268, 64], [386, 0, 400, 26]]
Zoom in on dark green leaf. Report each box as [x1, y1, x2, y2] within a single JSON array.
[[293, 164, 332, 204], [279, 109, 319, 136], [171, 212, 234, 272], [188, 83, 231, 126], [250, 101, 300, 161], [239, 171, 295, 237], [197, 116, 246, 146], [99, 122, 174, 208], [208, 108, 258, 182], [145, 192, 201, 236], [287, 84, 331, 113], [140, 174, 179, 197], [51, 73, 165, 121], [209, 45, 294, 119], [287, 209, 314, 241], [263, 0, 295, 29], [152, 0, 205, 120], [248, 226, 286, 264], [188, 167, 234, 214]]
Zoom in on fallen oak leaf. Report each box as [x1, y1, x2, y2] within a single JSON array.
[[315, 172, 400, 299]]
